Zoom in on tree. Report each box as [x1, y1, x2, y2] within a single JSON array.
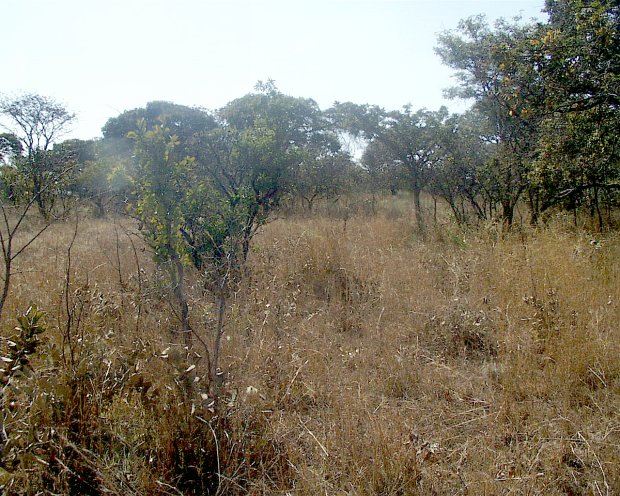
[[360, 139, 406, 202], [129, 84, 342, 399], [331, 103, 449, 232], [0, 133, 22, 165], [0, 94, 76, 218], [430, 110, 494, 224], [198, 81, 342, 259], [0, 95, 76, 321], [540, 0, 619, 115], [130, 122, 195, 353], [100, 101, 218, 215], [292, 151, 354, 211], [436, 16, 544, 226], [102, 100, 217, 157], [529, 0, 620, 227]]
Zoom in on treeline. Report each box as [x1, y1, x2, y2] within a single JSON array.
[[1, 0, 618, 232]]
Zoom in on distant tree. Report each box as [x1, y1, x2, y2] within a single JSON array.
[[293, 151, 354, 211], [55, 138, 117, 217], [0, 94, 76, 218], [331, 103, 449, 232], [430, 111, 494, 224], [0, 133, 24, 203], [360, 139, 406, 206], [199, 80, 342, 259], [0, 133, 22, 164], [102, 100, 217, 156]]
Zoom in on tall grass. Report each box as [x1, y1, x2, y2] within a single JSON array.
[[1, 198, 618, 494]]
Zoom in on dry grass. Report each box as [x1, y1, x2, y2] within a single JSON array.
[[1, 198, 619, 494]]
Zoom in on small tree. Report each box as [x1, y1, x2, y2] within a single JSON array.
[[130, 122, 194, 351], [131, 119, 276, 399], [130, 84, 342, 400], [0, 166, 67, 321], [0, 95, 76, 322]]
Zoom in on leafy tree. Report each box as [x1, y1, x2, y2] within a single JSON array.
[[529, 0, 620, 227], [436, 16, 544, 226], [360, 139, 407, 201], [430, 110, 494, 224], [102, 100, 217, 157], [55, 138, 117, 217], [130, 122, 195, 351], [0, 95, 76, 320], [331, 103, 449, 231], [100, 101, 218, 215], [292, 151, 354, 211], [198, 81, 342, 258], [129, 84, 341, 398], [540, 0, 619, 114], [0, 133, 22, 165], [0, 94, 76, 218]]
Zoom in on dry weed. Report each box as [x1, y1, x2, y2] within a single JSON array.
[[0, 201, 618, 494]]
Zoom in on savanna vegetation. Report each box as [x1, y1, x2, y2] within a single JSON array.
[[0, 1, 618, 494]]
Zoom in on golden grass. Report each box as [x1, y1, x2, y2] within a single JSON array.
[[1, 200, 619, 494]]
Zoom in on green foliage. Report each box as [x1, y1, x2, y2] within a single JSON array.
[[102, 100, 216, 154], [1, 305, 46, 385], [0, 134, 22, 164], [435, 3, 619, 226], [0, 166, 30, 205], [528, 0, 620, 224], [436, 15, 543, 225], [191, 83, 345, 262], [131, 122, 192, 266], [332, 102, 450, 229]]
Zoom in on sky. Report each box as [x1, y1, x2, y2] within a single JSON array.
[[2, 0, 547, 141]]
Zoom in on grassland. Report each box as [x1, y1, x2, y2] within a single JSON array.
[[1, 195, 619, 495]]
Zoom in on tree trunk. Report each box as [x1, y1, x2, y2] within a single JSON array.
[[33, 174, 48, 220], [594, 186, 604, 232], [528, 189, 540, 226], [0, 254, 12, 322], [172, 255, 192, 349], [242, 206, 258, 263], [93, 196, 105, 218], [501, 200, 515, 228], [210, 291, 227, 400], [413, 187, 426, 234]]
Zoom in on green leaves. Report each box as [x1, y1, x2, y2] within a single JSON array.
[[129, 85, 335, 289], [1, 305, 46, 383], [434, 2, 619, 224]]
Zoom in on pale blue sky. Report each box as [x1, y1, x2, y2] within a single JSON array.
[[2, 0, 546, 141]]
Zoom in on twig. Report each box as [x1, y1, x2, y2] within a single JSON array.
[[576, 431, 610, 496], [284, 361, 307, 398], [155, 480, 184, 495], [298, 414, 329, 458], [196, 415, 222, 494]]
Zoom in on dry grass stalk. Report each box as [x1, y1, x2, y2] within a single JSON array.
[[0, 197, 618, 494]]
